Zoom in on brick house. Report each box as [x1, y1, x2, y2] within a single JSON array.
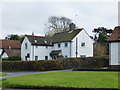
[[0, 40, 21, 59]]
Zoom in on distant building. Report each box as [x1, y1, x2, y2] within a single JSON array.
[[108, 26, 120, 69], [21, 23, 94, 60], [0, 40, 21, 59]]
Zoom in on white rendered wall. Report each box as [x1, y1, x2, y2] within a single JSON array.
[[21, 30, 94, 60], [53, 42, 71, 58], [1, 52, 8, 59], [21, 37, 32, 60], [0, 49, 2, 56], [33, 45, 53, 60], [0, 49, 9, 59], [109, 42, 119, 65], [71, 30, 93, 57]]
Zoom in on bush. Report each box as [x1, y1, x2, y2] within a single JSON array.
[[2, 56, 109, 71], [9, 56, 21, 61]]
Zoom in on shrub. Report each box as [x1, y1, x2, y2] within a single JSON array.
[[9, 56, 21, 61], [2, 56, 109, 71]]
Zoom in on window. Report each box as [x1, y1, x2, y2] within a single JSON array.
[[34, 39, 37, 43], [25, 56, 27, 60], [65, 55, 68, 58], [35, 56, 38, 60], [27, 53, 30, 58], [58, 43, 61, 48], [25, 43, 27, 49], [81, 42, 85, 47], [45, 56, 48, 60], [44, 40, 47, 43], [9, 46, 11, 49], [65, 43, 68, 47], [80, 55, 86, 57]]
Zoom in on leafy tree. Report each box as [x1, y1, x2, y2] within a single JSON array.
[[93, 27, 112, 56], [93, 27, 113, 36], [93, 27, 113, 43], [8, 34, 21, 41], [45, 16, 72, 36], [94, 43, 108, 56], [6, 34, 25, 43], [97, 33, 108, 43]]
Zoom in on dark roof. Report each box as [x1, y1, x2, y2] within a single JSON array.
[[108, 26, 120, 42], [50, 50, 61, 56], [52, 29, 83, 43], [25, 29, 83, 45], [4, 49, 21, 57], [25, 35, 53, 46], [0, 40, 21, 49]]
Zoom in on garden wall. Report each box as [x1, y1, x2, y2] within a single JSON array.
[[2, 56, 109, 71]]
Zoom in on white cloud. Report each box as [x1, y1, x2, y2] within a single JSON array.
[[1, 2, 118, 39]]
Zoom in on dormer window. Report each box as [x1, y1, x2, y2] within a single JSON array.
[[81, 42, 85, 47], [68, 30, 73, 33], [34, 40, 37, 43], [44, 40, 47, 43], [8, 46, 11, 49]]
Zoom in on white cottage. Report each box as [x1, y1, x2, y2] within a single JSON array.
[[108, 26, 120, 69], [21, 24, 94, 60]]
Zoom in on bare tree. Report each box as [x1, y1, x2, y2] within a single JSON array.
[[45, 16, 72, 36]]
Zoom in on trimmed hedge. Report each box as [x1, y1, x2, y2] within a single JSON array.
[[2, 56, 109, 71]]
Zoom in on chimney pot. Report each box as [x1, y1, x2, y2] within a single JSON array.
[[69, 23, 75, 31]]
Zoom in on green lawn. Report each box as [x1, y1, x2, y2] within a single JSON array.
[[0, 72, 6, 77], [0, 72, 6, 87], [2, 71, 118, 89]]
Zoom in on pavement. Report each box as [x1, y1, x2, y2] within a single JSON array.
[[1, 69, 72, 79]]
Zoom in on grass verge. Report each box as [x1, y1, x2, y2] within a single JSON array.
[[0, 72, 6, 77], [2, 71, 119, 89]]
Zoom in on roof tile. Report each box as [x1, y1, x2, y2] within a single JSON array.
[[108, 26, 120, 41], [52, 29, 83, 43], [0, 40, 21, 49]]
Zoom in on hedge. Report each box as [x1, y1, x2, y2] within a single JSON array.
[[2, 56, 109, 71]]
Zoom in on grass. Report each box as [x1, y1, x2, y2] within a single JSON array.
[[0, 72, 6, 87], [1, 71, 119, 89], [0, 72, 6, 77]]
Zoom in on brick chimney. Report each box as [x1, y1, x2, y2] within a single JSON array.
[[69, 23, 75, 31]]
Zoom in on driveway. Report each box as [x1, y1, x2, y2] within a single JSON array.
[[2, 69, 72, 79]]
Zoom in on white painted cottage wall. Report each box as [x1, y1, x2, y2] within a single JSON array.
[[0, 49, 9, 59], [1, 52, 8, 59], [71, 30, 93, 57], [109, 42, 119, 65], [0, 49, 2, 56], [53, 42, 71, 58], [21, 29, 94, 60], [21, 37, 32, 60], [33, 45, 53, 60]]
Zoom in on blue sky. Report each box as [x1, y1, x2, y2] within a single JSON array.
[[0, 1, 118, 39]]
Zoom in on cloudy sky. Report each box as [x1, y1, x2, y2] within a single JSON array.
[[0, 0, 118, 39]]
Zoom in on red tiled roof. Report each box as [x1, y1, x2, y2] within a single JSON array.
[[0, 40, 21, 49], [25, 35, 45, 38], [108, 26, 120, 41], [4, 49, 21, 57]]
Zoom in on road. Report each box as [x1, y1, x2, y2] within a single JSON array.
[[2, 69, 72, 79]]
